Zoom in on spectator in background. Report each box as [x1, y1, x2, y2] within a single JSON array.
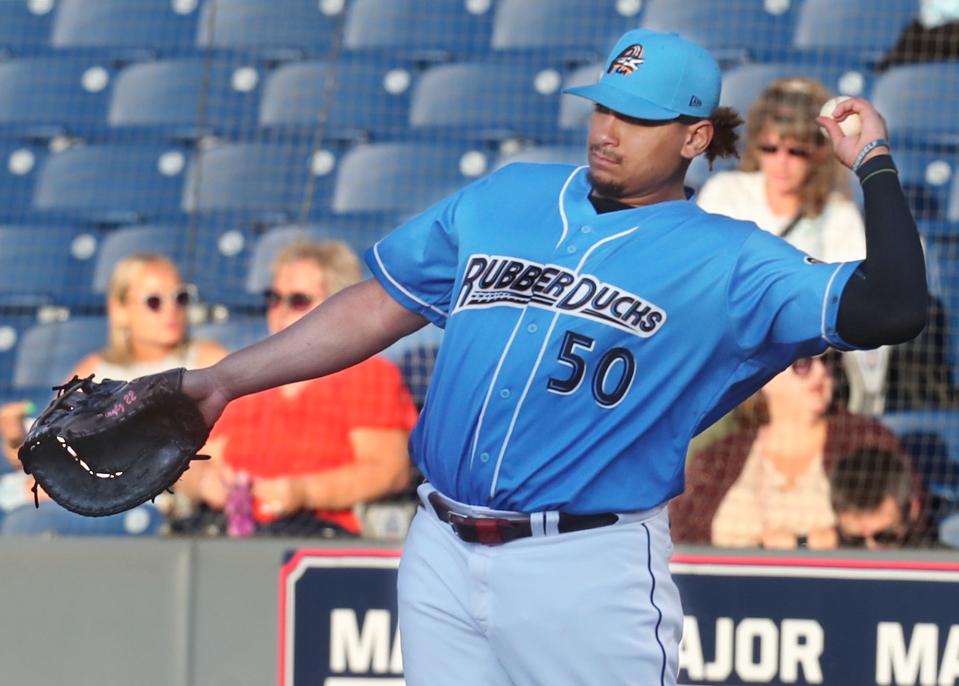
[[177, 240, 417, 538], [1, 253, 226, 468], [878, 0, 959, 71], [697, 77, 865, 263], [830, 449, 931, 548], [670, 353, 906, 549]]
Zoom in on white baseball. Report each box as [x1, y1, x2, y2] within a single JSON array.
[[819, 96, 862, 137]]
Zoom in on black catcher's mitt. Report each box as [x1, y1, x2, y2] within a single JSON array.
[[18, 368, 210, 517]]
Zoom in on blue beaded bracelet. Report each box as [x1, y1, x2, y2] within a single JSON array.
[[852, 138, 890, 173]]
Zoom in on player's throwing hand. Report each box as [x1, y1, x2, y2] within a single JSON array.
[[815, 97, 889, 171]]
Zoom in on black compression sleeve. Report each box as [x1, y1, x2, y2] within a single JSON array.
[[835, 154, 928, 348]]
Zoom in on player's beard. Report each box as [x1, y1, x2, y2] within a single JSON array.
[[587, 169, 627, 199]]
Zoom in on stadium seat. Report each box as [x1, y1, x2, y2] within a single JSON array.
[[871, 64, 959, 148], [196, 0, 343, 57], [1, 500, 164, 536], [408, 62, 564, 142], [925, 237, 959, 385], [495, 145, 586, 170], [108, 58, 261, 139], [719, 62, 873, 121], [559, 62, 601, 132], [0, 225, 96, 308], [192, 316, 268, 351], [0, 140, 46, 220], [91, 224, 188, 294], [13, 317, 107, 391], [491, 0, 642, 61], [793, 0, 917, 59], [881, 410, 959, 515], [344, 0, 493, 61], [0, 57, 114, 139], [258, 57, 414, 141], [331, 142, 487, 214], [50, 0, 198, 53], [0, 313, 36, 398], [0, 0, 54, 56], [888, 149, 959, 222], [641, 0, 797, 63], [951, 164, 959, 223], [32, 143, 188, 222], [381, 324, 444, 409], [182, 142, 334, 217]]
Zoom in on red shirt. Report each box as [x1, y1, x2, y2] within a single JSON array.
[[211, 356, 417, 533]]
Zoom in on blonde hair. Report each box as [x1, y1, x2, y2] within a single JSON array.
[[101, 253, 188, 366], [739, 77, 849, 218], [272, 239, 361, 296]]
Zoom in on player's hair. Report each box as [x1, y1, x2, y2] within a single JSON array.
[[702, 106, 743, 168], [829, 449, 913, 514], [102, 253, 190, 366], [739, 77, 849, 218], [272, 239, 362, 297]]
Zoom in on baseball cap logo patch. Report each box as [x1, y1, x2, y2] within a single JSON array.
[[608, 44, 644, 76]]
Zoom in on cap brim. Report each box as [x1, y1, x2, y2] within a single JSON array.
[[564, 82, 680, 121]]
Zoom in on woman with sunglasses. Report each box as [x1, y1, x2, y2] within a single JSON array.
[[0, 253, 227, 487], [669, 353, 910, 549], [697, 78, 865, 263], [176, 239, 417, 538]]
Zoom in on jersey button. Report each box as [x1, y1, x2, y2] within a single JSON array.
[[479, 452, 490, 463], [499, 388, 511, 399], [566, 245, 577, 254], [527, 323, 538, 333], [581, 225, 592, 234]]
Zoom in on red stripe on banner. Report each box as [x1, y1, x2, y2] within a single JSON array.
[[671, 553, 959, 572]]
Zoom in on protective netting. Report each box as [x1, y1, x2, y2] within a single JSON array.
[[0, 0, 955, 544]]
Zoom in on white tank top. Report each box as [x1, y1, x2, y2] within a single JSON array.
[[92, 341, 201, 381]]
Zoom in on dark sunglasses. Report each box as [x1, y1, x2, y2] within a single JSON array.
[[142, 287, 192, 312], [839, 527, 907, 548], [758, 143, 812, 160], [790, 356, 824, 377], [263, 289, 315, 311]]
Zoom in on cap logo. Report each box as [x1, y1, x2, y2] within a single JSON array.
[[608, 44, 644, 76], [689, 95, 702, 108]]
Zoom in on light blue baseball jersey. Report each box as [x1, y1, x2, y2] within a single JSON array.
[[365, 163, 863, 514]]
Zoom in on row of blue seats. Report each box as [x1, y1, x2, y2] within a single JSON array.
[[0, 0, 921, 64], [1, 139, 958, 227], [1, 55, 957, 148]]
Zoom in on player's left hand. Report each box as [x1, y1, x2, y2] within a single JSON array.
[[253, 476, 306, 517], [815, 97, 889, 171]]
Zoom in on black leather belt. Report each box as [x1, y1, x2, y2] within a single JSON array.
[[427, 491, 619, 546]]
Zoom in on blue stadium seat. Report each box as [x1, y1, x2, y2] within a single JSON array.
[[332, 142, 487, 214], [881, 410, 959, 511], [108, 58, 261, 139], [719, 62, 873, 121], [50, 0, 198, 53], [91, 224, 188, 294], [0, 140, 46, 220], [1, 501, 164, 536], [344, 0, 493, 61], [409, 62, 564, 142], [491, 0, 643, 61], [13, 317, 107, 391], [0, 0, 54, 56], [872, 64, 959, 148], [793, 0, 917, 59], [0, 57, 114, 139], [0, 313, 36, 398], [0, 225, 96, 308], [182, 142, 334, 217], [642, 0, 797, 63], [888, 149, 959, 222], [258, 57, 414, 141], [883, 411, 959, 463], [951, 163, 959, 223], [381, 324, 444, 408], [559, 62, 601, 133], [32, 144, 188, 222], [495, 145, 586, 170], [925, 237, 959, 385], [192, 316, 268, 351], [196, 0, 343, 57]]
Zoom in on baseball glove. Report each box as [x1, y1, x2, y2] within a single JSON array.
[[18, 368, 210, 517]]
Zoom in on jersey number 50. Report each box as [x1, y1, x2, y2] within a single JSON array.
[[546, 330, 636, 408]]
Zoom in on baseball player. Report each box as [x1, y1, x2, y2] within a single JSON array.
[[183, 29, 927, 686]]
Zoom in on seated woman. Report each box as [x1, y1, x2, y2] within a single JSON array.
[[177, 240, 418, 538], [670, 353, 907, 549], [0, 252, 227, 506]]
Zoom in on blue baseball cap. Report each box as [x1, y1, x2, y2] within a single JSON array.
[[565, 29, 721, 121]]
